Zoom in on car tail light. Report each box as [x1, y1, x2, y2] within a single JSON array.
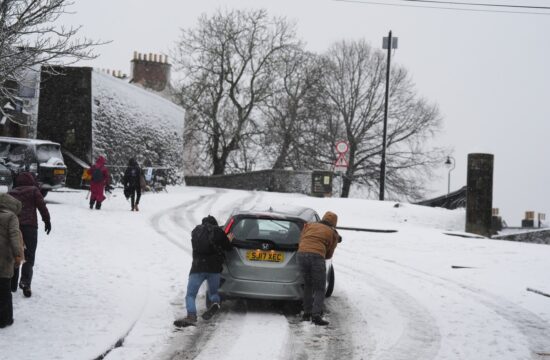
[[224, 217, 235, 234]]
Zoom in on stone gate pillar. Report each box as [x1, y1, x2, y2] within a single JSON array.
[[466, 153, 494, 237]]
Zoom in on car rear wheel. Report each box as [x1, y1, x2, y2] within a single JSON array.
[[325, 265, 335, 298]]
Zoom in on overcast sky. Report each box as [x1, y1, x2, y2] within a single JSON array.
[[64, 0, 549, 226]]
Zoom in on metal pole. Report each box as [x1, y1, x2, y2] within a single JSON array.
[[447, 169, 451, 195], [379, 30, 392, 201], [446, 156, 455, 196]]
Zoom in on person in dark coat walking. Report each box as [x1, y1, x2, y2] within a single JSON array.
[[122, 158, 142, 211], [88, 156, 110, 210], [8, 172, 51, 298], [0, 193, 23, 328], [174, 216, 233, 327]]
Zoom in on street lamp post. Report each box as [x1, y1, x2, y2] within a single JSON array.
[[445, 156, 456, 195], [379, 30, 398, 201]]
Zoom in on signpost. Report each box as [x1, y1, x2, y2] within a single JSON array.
[[334, 141, 349, 173]]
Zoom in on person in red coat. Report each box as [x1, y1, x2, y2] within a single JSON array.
[[8, 172, 51, 298], [88, 156, 111, 210]]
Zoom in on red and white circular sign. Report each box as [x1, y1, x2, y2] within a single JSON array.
[[335, 141, 349, 154]]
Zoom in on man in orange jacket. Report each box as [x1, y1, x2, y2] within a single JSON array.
[[297, 211, 340, 326]]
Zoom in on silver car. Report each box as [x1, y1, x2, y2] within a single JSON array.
[[218, 205, 335, 302]]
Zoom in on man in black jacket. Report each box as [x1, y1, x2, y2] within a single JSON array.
[[174, 216, 233, 327], [122, 158, 142, 211]]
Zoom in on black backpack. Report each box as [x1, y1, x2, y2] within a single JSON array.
[[91, 167, 104, 182], [191, 224, 215, 254]]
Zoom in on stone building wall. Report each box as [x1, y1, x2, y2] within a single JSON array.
[[37, 66, 93, 188], [185, 170, 314, 194], [38, 66, 185, 188]]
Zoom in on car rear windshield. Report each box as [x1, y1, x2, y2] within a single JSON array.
[[232, 217, 303, 245], [36, 144, 62, 163]]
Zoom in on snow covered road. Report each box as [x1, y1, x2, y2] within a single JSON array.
[[2, 186, 550, 360]]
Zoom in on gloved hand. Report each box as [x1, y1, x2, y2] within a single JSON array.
[[15, 255, 23, 267], [105, 184, 113, 193], [44, 220, 51, 235]]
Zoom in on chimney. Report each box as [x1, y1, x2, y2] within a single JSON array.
[[130, 50, 171, 92]]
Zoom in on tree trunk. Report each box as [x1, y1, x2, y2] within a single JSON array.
[[341, 174, 351, 198]]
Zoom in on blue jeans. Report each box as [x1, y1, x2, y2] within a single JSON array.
[[185, 272, 221, 315]]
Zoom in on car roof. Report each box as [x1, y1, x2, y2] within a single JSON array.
[[0, 136, 60, 147], [232, 204, 318, 222]]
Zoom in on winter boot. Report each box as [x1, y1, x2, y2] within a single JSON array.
[[134, 204, 139, 212], [0, 318, 14, 329], [95, 202, 102, 210], [19, 283, 32, 298], [131, 205, 135, 211], [301, 313, 311, 322], [201, 303, 220, 320], [311, 314, 329, 326], [89, 200, 95, 209], [173, 314, 197, 328]]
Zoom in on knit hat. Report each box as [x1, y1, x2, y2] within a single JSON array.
[[322, 211, 338, 227], [202, 215, 218, 226]]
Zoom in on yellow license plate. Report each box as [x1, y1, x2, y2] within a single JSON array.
[[246, 250, 284, 263], [54, 169, 65, 175]]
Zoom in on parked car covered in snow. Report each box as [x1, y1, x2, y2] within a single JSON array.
[[218, 205, 335, 304], [0, 136, 67, 196]]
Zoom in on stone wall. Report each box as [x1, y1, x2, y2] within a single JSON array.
[[38, 66, 93, 188], [185, 170, 314, 194], [493, 229, 550, 245]]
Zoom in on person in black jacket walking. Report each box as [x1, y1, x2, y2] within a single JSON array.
[[122, 158, 142, 211], [174, 216, 233, 327]]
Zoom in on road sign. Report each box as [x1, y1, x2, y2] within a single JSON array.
[[335, 155, 348, 167], [335, 141, 349, 154]]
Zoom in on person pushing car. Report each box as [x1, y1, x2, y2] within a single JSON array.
[[297, 211, 340, 326]]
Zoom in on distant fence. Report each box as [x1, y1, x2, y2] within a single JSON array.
[[493, 229, 550, 245], [185, 169, 314, 195]]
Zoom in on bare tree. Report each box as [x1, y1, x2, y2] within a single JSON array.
[[260, 47, 327, 169], [173, 8, 298, 175], [0, 0, 102, 121], [322, 39, 445, 200]]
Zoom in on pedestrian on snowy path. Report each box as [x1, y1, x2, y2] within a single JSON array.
[[173, 216, 233, 328], [88, 156, 111, 210], [0, 193, 23, 328], [8, 172, 51, 298], [297, 211, 340, 326], [122, 158, 142, 211]]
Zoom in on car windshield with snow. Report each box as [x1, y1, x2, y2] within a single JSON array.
[[219, 205, 335, 303], [0, 136, 67, 195]]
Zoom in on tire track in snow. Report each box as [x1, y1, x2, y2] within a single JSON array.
[[364, 255, 550, 359], [151, 194, 214, 254], [336, 261, 442, 360], [283, 295, 359, 360]]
